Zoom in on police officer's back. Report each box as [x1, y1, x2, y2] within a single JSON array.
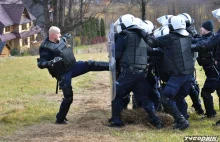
[[138, 16, 194, 130]]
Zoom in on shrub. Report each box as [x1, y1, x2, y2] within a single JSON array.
[[27, 47, 39, 56], [10, 47, 20, 56]]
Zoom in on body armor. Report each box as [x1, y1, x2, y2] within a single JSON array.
[[119, 29, 148, 70], [39, 38, 76, 77], [159, 33, 194, 80]]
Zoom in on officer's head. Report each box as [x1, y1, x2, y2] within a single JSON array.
[[212, 8, 220, 22], [143, 20, 155, 34], [153, 25, 170, 38], [49, 26, 61, 43], [114, 14, 137, 33], [200, 20, 214, 35], [157, 15, 173, 26], [167, 16, 186, 31], [177, 13, 194, 27]]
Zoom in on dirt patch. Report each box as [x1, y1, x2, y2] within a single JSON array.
[[1, 72, 174, 142]]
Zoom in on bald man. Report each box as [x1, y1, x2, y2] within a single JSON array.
[[37, 26, 109, 124]]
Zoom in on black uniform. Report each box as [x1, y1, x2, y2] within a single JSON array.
[[193, 29, 220, 117], [139, 29, 194, 130], [37, 37, 109, 124], [109, 27, 163, 129]]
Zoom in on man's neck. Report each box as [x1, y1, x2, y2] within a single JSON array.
[[49, 37, 58, 43]]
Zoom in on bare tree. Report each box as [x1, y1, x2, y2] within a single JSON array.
[[134, 0, 151, 20]]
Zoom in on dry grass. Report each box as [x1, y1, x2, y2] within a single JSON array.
[[0, 53, 220, 142]]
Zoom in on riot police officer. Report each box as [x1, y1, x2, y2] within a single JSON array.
[[130, 18, 162, 110], [191, 20, 218, 118], [37, 26, 109, 124], [138, 16, 194, 130], [193, 8, 220, 124], [177, 13, 204, 115], [109, 14, 163, 129]]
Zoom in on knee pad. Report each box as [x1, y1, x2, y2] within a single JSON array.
[[63, 97, 73, 105], [62, 86, 73, 99]]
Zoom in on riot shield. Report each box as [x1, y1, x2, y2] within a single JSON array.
[[108, 23, 116, 101]]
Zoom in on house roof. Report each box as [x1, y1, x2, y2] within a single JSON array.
[[0, 25, 41, 42], [1, 4, 35, 24], [0, 40, 6, 53], [0, 0, 23, 4], [0, 3, 36, 29], [1, 4, 25, 24], [0, 4, 13, 26]]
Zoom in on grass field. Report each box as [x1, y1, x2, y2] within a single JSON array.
[[0, 53, 219, 142]]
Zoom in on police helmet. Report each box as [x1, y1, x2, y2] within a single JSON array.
[[212, 8, 220, 20], [143, 20, 155, 34], [134, 17, 143, 27], [157, 15, 173, 26], [168, 16, 186, 31], [135, 18, 154, 34], [114, 14, 137, 33], [177, 13, 194, 26], [153, 26, 170, 38]]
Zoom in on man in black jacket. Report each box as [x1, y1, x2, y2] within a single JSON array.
[[37, 26, 109, 124], [191, 20, 218, 118], [193, 8, 220, 125]]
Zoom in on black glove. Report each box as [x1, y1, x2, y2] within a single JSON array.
[[148, 47, 164, 56], [187, 26, 198, 37], [48, 57, 63, 67], [63, 33, 72, 39]]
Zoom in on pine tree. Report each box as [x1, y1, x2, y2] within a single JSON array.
[[96, 19, 100, 37], [100, 18, 106, 37]]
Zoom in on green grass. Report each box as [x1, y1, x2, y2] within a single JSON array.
[[0, 53, 219, 141], [0, 53, 107, 136]]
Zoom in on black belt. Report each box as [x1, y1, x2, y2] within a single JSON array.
[[120, 66, 146, 73]]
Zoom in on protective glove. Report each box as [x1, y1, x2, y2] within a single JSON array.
[[187, 26, 198, 37], [148, 47, 164, 56], [48, 57, 63, 67], [63, 33, 72, 39]]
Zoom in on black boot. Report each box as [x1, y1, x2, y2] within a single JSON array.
[[109, 100, 124, 127], [162, 97, 189, 130], [173, 115, 189, 130], [189, 83, 204, 115], [56, 86, 73, 124], [87, 60, 109, 71], [147, 110, 164, 129], [201, 90, 216, 118]]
